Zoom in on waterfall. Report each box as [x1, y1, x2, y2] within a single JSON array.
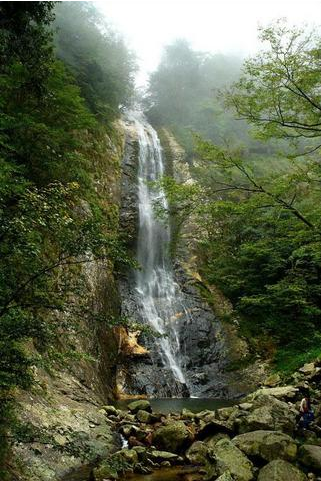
[[129, 110, 189, 395]]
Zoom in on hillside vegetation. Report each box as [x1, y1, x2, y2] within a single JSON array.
[[0, 2, 136, 475], [147, 22, 321, 373]]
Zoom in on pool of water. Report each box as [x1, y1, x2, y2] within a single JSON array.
[[114, 397, 234, 414]]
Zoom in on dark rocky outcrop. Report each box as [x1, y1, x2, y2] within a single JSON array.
[[117, 118, 265, 399]]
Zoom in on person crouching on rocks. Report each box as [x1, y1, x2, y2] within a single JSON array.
[[299, 390, 314, 429]]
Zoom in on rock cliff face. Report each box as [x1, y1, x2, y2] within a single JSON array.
[[10, 124, 125, 481], [117, 121, 265, 399], [160, 129, 266, 397]]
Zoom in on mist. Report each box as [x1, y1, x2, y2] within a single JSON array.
[[96, 0, 321, 85]]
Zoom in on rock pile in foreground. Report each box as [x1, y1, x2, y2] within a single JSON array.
[[93, 361, 321, 480]]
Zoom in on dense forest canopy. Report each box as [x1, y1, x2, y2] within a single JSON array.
[[151, 21, 321, 373], [0, 1, 135, 474]]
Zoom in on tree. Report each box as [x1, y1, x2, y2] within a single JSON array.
[[156, 22, 321, 373], [225, 20, 321, 155], [0, 3, 134, 473], [54, 2, 137, 120]]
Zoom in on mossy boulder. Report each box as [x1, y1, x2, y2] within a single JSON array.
[[153, 421, 193, 453], [212, 438, 254, 481], [136, 409, 153, 423], [93, 463, 119, 480], [237, 395, 296, 435], [128, 400, 151, 413], [298, 444, 321, 472], [185, 441, 209, 465], [232, 430, 297, 462], [205, 433, 230, 449], [101, 405, 119, 416], [257, 459, 307, 481], [148, 450, 178, 462]]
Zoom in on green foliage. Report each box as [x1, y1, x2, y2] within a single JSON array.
[[0, 2, 135, 472], [54, 1, 137, 120], [225, 19, 321, 155], [152, 21, 321, 373], [274, 345, 321, 375]]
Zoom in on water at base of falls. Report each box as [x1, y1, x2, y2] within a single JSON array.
[[129, 110, 190, 397]]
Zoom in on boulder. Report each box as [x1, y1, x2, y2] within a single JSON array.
[[101, 405, 119, 416], [112, 448, 138, 466], [258, 459, 307, 481], [93, 463, 118, 480], [197, 419, 233, 439], [299, 444, 321, 472], [119, 424, 139, 438], [136, 410, 153, 423], [128, 400, 151, 413], [216, 407, 239, 421], [205, 433, 230, 449], [212, 438, 254, 481], [246, 386, 298, 402], [181, 408, 195, 420], [153, 421, 193, 453], [216, 473, 235, 481], [195, 409, 215, 420], [232, 430, 297, 462], [237, 394, 296, 435], [185, 441, 209, 465], [263, 373, 281, 387], [238, 403, 253, 411], [299, 363, 316, 375], [122, 413, 136, 423], [148, 450, 178, 462]]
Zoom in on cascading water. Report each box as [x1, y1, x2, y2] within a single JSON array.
[[129, 110, 190, 396], [120, 111, 232, 398]]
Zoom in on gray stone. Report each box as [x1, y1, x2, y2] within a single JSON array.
[[212, 438, 254, 481], [148, 450, 178, 462], [136, 410, 153, 423], [299, 444, 321, 472], [258, 459, 307, 481], [204, 433, 230, 449], [237, 394, 296, 435], [185, 441, 209, 465], [232, 430, 297, 462], [128, 400, 151, 413], [101, 405, 119, 416], [153, 421, 193, 453]]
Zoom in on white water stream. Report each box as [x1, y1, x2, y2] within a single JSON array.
[[130, 111, 188, 389]]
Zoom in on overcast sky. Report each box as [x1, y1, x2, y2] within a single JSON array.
[[96, 0, 321, 85]]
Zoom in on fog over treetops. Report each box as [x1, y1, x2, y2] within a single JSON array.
[[96, 0, 321, 85]]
